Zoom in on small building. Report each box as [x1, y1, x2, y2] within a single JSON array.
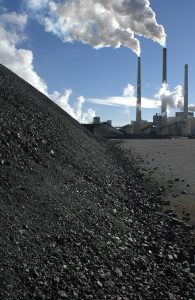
[[106, 120, 112, 126], [175, 112, 194, 119], [121, 124, 134, 135], [93, 116, 101, 124], [184, 118, 195, 136], [153, 114, 162, 132]]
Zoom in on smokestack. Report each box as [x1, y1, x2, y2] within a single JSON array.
[[161, 47, 167, 118], [184, 64, 188, 119], [162, 47, 167, 84], [136, 56, 141, 126]]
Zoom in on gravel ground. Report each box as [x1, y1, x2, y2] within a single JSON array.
[[119, 139, 195, 228], [0, 65, 195, 300]]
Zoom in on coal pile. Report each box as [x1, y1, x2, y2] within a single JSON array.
[[83, 124, 124, 139], [0, 64, 195, 300]]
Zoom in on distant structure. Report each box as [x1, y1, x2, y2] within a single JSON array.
[[93, 116, 112, 126], [175, 112, 193, 119], [121, 47, 195, 137], [136, 57, 142, 131], [162, 47, 167, 84], [105, 120, 112, 126], [153, 113, 162, 134], [161, 47, 167, 119], [184, 64, 188, 119], [93, 116, 101, 124], [89, 48, 195, 138]]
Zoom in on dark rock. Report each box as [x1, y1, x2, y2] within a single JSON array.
[[58, 291, 68, 298], [167, 292, 177, 300], [190, 264, 195, 272]]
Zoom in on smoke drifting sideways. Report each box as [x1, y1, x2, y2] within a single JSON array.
[[26, 0, 166, 56], [155, 83, 184, 116]]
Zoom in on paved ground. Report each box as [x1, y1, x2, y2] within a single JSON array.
[[119, 138, 195, 228]]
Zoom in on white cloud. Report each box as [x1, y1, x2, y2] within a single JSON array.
[[0, 12, 47, 93], [89, 95, 160, 108], [1, 12, 28, 30], [88, 83, 160, 109], [25, 0, 166, 55], [50, 89, 95, 123], [26, 0, 50, 10], [0, 11, 95, 123]]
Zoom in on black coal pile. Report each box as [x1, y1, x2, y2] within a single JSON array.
[[83, 124, 124, 139], [0, 64, 194, 300]]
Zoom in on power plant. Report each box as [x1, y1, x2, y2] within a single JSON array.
[[120, 47, 195, 137], [87, 47, 195, 138]]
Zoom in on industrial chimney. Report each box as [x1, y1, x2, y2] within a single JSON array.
[[162, 47, 167, 84], [136, 57, 141, 127], [161, 48, 167, 118], [184, 64, 188, 119]]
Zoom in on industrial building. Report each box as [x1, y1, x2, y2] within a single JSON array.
[[85, 47, 195, 139], [121, 48, 195, 137]]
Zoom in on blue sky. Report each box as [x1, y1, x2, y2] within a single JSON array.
[[0, 0, 195, 126]]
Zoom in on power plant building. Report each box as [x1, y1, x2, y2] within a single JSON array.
[[151, 51, 195, 137], [92, 47, 195, 138]]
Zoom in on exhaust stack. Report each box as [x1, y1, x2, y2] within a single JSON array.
[[161, 48, 167, 118], [162, 47, 167, 84], [136, 57, 141, 126], [184, 64, 188, 119]]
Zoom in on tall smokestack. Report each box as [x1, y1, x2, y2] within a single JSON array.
[[162, 47, 167, 84], [184, 64, 188, 119], [136, 57, 141, 126], [161, 47, 167, 118]]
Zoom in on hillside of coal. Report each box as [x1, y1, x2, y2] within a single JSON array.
[[0, 64, 194, 300]]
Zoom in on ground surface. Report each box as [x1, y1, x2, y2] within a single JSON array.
[[119, 139, 195, 228], [0, 65, 195, 299]]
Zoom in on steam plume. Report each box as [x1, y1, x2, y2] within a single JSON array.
[[88, 82, 185, 116], [155, 83, 183, 116], [26, 0, 166, 55]]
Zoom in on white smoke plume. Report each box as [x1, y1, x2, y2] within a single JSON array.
[[155, 83, 184, 116], [26, 0, 166, 55], [123, 83, 135, 97], [88, 82, 187, 117], [0, 11, 95, 123]]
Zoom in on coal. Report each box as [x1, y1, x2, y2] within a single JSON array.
[[0, 64, 195, 299]]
